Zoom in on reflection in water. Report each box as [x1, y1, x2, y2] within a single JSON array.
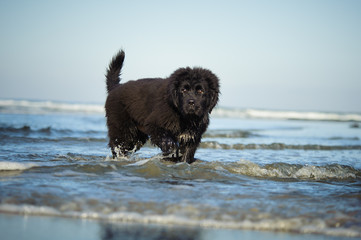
[[100, 223, 201, 240]]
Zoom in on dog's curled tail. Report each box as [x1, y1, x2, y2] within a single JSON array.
[[106, 50, 125, 93]]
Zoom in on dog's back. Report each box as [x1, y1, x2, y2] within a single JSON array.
[[106, 78, 169, 122]]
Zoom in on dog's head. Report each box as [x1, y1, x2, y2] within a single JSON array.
[[168, 67, 220, 117]]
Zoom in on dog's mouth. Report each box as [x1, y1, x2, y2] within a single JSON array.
[[183, 104, 203, 117]]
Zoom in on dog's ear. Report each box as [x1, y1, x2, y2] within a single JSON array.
[[167, 68, 190, 109], [168, 81, 179, 109], [207, 87, 220, 113], [205, 72, 220, 113]]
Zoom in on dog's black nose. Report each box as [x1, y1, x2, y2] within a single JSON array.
[[188, 99, 195, 106]]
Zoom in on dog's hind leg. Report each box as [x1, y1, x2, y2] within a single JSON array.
[[108, 127, 135, 158], [135, 130, 149, 151], [108, 128, 145, 158], [106, 111, 146, 158]]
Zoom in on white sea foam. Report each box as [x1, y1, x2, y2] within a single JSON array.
[[0, 99, 104, 114], [0, 204, 359, 237], [126, 159, 151, 166], [0, 161, 37, 171], [1, 99, 361, 121]]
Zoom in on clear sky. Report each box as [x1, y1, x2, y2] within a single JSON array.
[[1, 0, 360, 112]]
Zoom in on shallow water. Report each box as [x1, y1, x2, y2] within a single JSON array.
[[0, 100, 361, 238]]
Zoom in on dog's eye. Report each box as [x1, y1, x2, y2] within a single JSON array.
[[196, 86, 204, 94], [182, 85, 190, 93]]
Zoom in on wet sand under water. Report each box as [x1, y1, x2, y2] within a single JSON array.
[[0, 213, 348, 240]]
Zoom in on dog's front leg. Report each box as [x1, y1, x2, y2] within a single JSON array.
[[178, 133, 199, 164], [180, 144, 197, 164], [150, 132, 177, 154], [159, 135, 178, 154]]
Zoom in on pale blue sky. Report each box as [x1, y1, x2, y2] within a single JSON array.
[[1, 0, 360, 112]]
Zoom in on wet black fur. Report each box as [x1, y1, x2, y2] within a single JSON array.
[[105, 50, 220, 163]]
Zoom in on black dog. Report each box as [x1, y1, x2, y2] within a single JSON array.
[[105, 50, 220, 163]]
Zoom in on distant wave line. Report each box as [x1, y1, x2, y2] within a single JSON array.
[[211, 108, 361, 122], [1, 99, 361, 121], [200, 141, 361, 150]]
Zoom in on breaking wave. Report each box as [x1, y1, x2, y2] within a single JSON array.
[[170, 158, 356, 180], [1, 154, 358, 180], [95, 157, 361, 181], [221, 159, 360, 180]]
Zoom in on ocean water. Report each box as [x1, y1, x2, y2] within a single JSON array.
[[0, 99, 360, 238]]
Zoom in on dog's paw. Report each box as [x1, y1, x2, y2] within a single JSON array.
[[160, 136, 177, 153], [178, 133, 195, 144]]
